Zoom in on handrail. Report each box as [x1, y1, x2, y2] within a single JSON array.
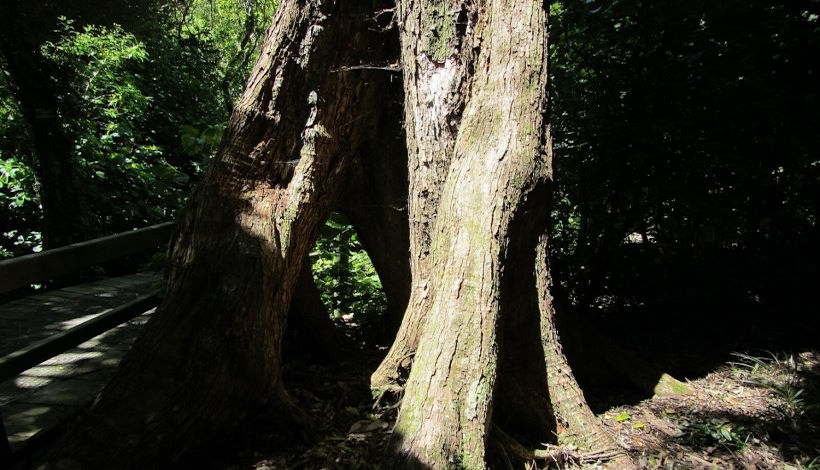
[[0, 419, 9, 466], [0, 222, 174, 294], [0, 223, 173, 464]]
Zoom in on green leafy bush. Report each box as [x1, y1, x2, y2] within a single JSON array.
[[311, 214, 387, 328], [41, 20, 196, 230], [0, 64, 41, 257]]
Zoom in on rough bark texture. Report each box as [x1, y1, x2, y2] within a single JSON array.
[[337, 59, 411, 339], [25, 0, 632, 467], [41, 1, 398, 467], [284, 258, 340, 361], [385, 0, 554, 466], [370, 0, 478, 389], [536, 234, 633, 466], [375, 1, 630, 467]]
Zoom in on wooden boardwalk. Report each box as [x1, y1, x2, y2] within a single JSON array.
[[0, 272, 161, 451]]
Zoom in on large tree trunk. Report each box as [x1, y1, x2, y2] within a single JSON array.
[[369, 0, 474, 389], [41, 1, 398, 467], [379, 1, 632, 467], [35, 1, 631, 468], [385, 0, 552, 465]]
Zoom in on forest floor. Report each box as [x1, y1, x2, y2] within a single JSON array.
[[227, 347, 820, 469]]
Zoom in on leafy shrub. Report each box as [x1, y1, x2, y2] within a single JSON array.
[[41, 20, 197, 231], [0, 63, 41, 257], [311, 214, 387, 329]]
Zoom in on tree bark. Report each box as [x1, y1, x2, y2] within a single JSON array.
[[41, 1, 399, 467], [369, 0, 476, 389], [31, 1, 634, 467], [379, 1, 633, 467], [337, 64, 411, 339], [536, 234, 632, 466], [284, 257, 340, 362], [385, 0, 555, 466]]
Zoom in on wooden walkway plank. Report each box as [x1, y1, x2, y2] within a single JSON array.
[[0, 291, 159, 381], [0, 273, 160, 357], [0, 273, 159, 456]]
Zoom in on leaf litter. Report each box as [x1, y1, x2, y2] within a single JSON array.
[[226, 350, 819, 469]]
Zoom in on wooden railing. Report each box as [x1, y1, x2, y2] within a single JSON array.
[[0, 222, 174, 464], [0, 222, 174, 295]]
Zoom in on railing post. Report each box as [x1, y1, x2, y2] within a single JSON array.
[[0, 416, 11, 467]]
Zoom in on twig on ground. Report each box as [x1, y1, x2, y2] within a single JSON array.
[[492, 425, 624, 468]]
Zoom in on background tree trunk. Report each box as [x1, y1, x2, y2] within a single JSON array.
[[337, 70, 411, 339], [284, 257, 340, 362], [536, 233, 632, 466], [0, 3, 85, 248], [41, 1, 400, 467]]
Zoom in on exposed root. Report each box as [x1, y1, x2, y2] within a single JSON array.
[[492, 425, 625, 468], [372, 383, 404, 409], [263, 388, 317, 444]]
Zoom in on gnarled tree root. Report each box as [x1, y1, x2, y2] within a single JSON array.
[[492, 425, 626, 468], [372, 383, 404, 410]]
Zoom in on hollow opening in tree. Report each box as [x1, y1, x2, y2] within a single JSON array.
[[311, 211, 389, 345]]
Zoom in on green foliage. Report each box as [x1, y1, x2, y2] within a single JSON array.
[[798, 456, 820, 469], [39, 20, 197, 232], [0, 157, 41, 257], [311, 214, 387, 327], [0, 158, 36, 212], [180, 123, 224, 157], [136, 32, 225, 174], [677, 417, 749, 452], [0, 1, 278, 256], [173, 0, 278, 108], [549, 194, 580, 259], [0, 63, 41, 257]]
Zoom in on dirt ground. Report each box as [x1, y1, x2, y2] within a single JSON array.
[[229, 349, 819, 469]]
